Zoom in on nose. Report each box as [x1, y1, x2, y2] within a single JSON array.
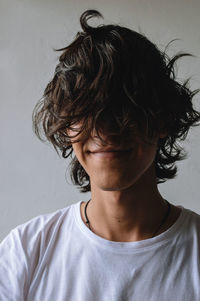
[[92, 131, 125, 148]]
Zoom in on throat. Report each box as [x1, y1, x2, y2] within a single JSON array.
[[80, 201, 182, 242]]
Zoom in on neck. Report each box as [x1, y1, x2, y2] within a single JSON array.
[[84, 196, 168, 242], [80, 170, 180, 242]]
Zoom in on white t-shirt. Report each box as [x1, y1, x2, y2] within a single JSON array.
[[0, 200, 200, 301]]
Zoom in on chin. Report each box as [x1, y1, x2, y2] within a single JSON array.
[[91, 179, 121, 191], [94, 178, 135, 192], [98, 186, 122, 191]]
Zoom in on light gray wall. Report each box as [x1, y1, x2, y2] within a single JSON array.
[[1, 0, 200, 241]]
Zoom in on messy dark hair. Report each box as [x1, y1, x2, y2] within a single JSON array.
[[32, 9, 200, 192]]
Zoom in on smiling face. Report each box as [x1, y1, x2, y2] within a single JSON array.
[[68, 122, 164, 192]]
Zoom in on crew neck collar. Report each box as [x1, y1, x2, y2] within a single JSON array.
[[73, 200, 189, 254]]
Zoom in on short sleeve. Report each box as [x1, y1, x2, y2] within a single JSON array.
[[0, 228, 29, 300]]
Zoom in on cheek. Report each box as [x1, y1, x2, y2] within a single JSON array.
[[72, 143, 83, 157], [125, 142, 158, 179], [72, 143, 88, 169]]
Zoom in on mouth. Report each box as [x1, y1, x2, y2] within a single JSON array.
[[88, 149, 132, 158]]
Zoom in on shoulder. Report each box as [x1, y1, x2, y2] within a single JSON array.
[[183, 206, 200, 221], [180, 205, 200, 235], [187, 207, 200, 225], [0, 202, 78, 298], [0, 201, 76, 254]]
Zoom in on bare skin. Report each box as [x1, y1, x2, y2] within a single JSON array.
[[80, 199, 181, 242], [69, 124, 182, 242]]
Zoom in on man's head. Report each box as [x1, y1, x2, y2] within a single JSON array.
[[32, 9, 200, 192]]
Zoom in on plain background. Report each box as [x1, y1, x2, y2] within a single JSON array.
[[1, 0, 200, 242]]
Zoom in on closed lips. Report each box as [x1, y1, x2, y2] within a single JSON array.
[[90, 148, 132, 153]]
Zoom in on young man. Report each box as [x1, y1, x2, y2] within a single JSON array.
[[1, 9, 200, 300]]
